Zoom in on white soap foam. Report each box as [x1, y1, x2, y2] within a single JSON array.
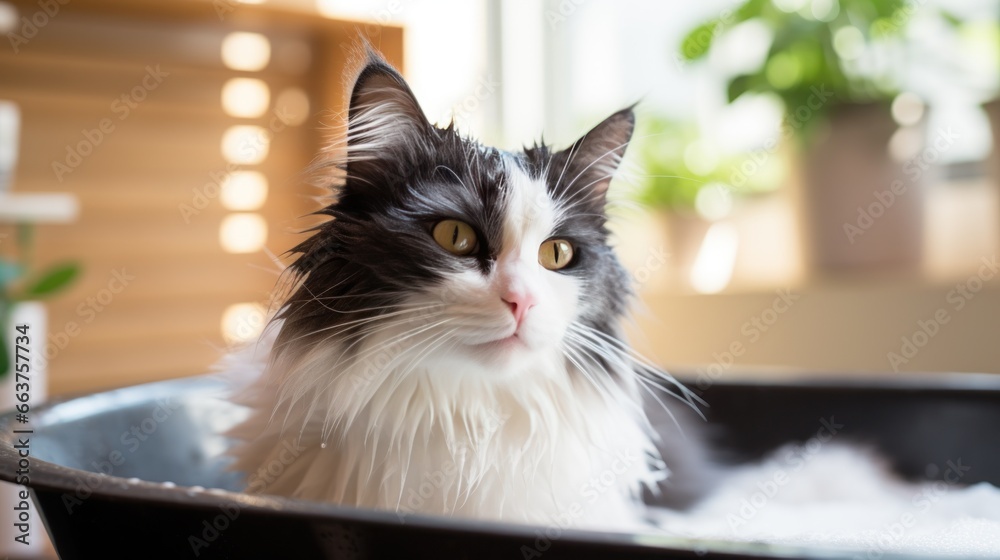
[[649, 444, 1000, 556]]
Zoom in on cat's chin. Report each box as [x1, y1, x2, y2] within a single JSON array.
[[449, 332, 547, 374], [471, 333, 524, 352]]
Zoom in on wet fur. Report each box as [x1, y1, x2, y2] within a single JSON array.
[[227, 48, 706, 528]]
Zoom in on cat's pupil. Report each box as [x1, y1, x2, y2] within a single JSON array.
[[553, 244, 561, 264], [451, 225, 459, 246]]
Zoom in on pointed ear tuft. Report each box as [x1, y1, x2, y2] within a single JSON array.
[[552, 107, 635, 208], [346, 48, 432, 167]]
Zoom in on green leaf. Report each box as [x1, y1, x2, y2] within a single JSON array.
[[938, 9, 963, 28], [734, 0, 768, 24], [22, 262, 80, 298], [679, 21, 721, 61]]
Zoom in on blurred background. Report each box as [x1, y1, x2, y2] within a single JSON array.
[[1, 0, 999, 405]]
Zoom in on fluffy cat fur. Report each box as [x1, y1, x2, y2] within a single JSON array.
[[227, 48, 707, 529]]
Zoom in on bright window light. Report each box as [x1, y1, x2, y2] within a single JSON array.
[[221, 125, 270, 164], [690, 222, 740, 294], [275, 88, 310, 126], [888, 126, 923, 162], [809, 0, 839, 22], [833, 26, 864, 60], [0, 3, 18, 33], [891, 92, 925, 127], [221, 302, 267, 344], [315, 0, 336, 17], [221, 32, 271, 71], [220, 213, 268, 253], [694, 183, 734, 222], [221, 171, 268, 211], [222, 78, 270, 118]]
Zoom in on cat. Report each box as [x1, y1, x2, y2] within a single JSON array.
[[226, 47, 709, 529]]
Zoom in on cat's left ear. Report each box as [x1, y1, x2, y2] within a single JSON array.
[[345, 49, 434, 167], [551, 107, 635, 209]]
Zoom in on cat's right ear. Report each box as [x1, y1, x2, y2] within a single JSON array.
[[345, 49, 433, 167], [550, 107, 635, 212]]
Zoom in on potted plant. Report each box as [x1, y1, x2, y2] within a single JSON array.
[[679, 0, 964, 274], [0, 222, 78, 557], [1, 223, 79, 387], [634, 115, 782, 288]]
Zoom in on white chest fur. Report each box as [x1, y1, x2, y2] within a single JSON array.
[[226, 331, 661, 529]]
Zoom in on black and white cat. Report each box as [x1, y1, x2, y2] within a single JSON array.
[[227, 49, 707, 529]]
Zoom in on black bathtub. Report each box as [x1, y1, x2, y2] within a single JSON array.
[[2, 371, 998, 559]]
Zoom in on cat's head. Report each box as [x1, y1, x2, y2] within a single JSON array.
[[276, 51, 635, 386]]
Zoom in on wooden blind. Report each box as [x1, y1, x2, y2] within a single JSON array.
[[0, 0, 403, 396]]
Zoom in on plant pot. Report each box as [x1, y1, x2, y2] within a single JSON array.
[[794, 102, 925, 275], [659, 210, 712, 290], [0, 301, 50, 557]]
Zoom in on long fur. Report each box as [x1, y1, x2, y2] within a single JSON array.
[[226, 47, 705, 528]]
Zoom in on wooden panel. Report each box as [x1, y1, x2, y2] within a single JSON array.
[[2, 0, 404, 396]]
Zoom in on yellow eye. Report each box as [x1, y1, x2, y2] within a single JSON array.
[[539, 239, 574, 270], [433, 219, 478, 256]]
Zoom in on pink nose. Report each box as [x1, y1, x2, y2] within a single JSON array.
[[502, 291, 536, 327]]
